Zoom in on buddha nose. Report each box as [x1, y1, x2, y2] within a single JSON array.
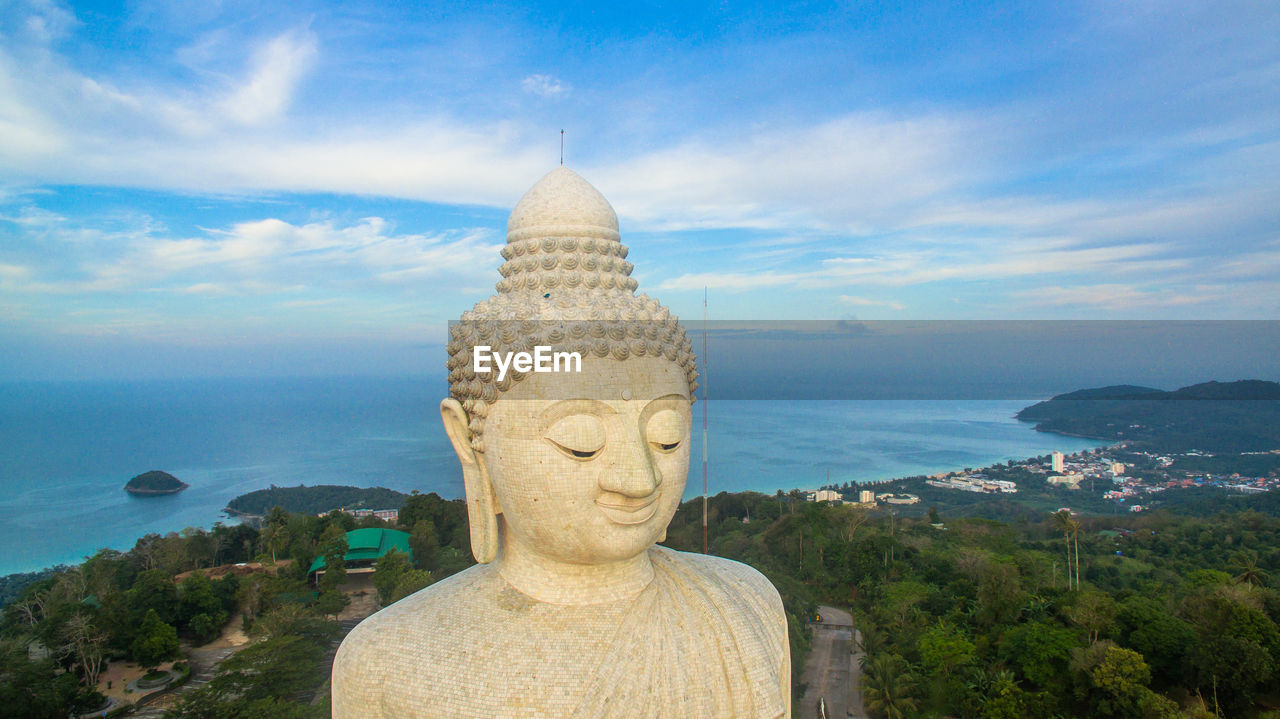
[[599, 436, 661, 498]]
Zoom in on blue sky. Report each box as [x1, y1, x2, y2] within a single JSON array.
[[1, 0, 1277, 379]]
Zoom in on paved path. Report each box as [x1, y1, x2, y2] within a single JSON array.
[[128, 644, 235, 718], [798, 605, 865, 719]]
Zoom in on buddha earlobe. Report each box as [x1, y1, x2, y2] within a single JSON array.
[[440, 398, 500, 564]]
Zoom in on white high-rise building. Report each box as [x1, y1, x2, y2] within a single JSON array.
[[1051, 451, 1065, 473], [859, 490, 876, 504]]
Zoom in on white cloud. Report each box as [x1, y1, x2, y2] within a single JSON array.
[[838, 295, 906, 311], [0, 263, 31, 281], [17, 0, 77, 43], [593, 113, 983, 232], [218, 28, 318, 126], [0, 4, 1275, 325], [0, 27, 1273, 262], [1, 215, 503, 297], [1009, 284, 1214, 310], [521, 73, 569, 98], [175, 282, 232, 295], [657, 240, 1182, 292]]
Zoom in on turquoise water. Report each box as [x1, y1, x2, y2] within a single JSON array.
[[0, 377, 1098, 575]]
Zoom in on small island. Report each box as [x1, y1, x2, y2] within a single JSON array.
[[124, 470, 189, 496]]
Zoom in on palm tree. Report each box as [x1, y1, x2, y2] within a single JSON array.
[[856, 623, 887, 660], [963, 666, 1016, 697], [1230, 551, 1271, 587], [1072, 516, 1082, 588], [1051, 510, 1080, 590], [862, 653, 919, 719]]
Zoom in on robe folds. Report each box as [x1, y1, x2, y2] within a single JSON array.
[[332, 546, 791, 719]]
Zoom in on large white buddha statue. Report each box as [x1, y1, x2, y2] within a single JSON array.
[[332, 167, 791, 718]]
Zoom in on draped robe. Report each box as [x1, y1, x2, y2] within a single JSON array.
[[332, 546, 790, 718]]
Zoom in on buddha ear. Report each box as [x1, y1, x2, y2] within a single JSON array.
[[440, 398, 499, 564]]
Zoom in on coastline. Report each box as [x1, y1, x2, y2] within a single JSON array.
[[125, 486, 190, 496], [1030, 425, 1114, 442], [0, 394, 1092, 578]]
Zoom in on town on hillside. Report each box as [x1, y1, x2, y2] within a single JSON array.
[[812, 445, 1280, 516]]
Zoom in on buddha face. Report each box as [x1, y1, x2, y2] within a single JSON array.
[[479, 355, 692, 565]]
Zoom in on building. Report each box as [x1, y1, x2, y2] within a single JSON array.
[[321, 507, 401, 523], [880, 494, 920, 505], [925, 475, 1018, 494], [1051, 451, 1065, 473], [1047, 473, 1083, 489], [807, 489, 841, 503], [308, 527, 413, 581], [858, 490, 876, 504], [1110, 462, 1125, 475]]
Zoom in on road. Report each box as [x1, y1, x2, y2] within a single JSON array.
[[798, 605, 866, 719]]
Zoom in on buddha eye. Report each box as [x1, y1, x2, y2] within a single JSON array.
[[646, 409, 685, 454], [545, 415, 606, 461]]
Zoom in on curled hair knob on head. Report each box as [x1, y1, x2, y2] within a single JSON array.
[[446, 168, 698, 448]]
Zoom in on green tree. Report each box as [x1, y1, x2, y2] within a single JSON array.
[[881, 581, 930, 629], [314, 589, 349, 616], [399, 491, 468, 551], [1116, 596, 1194, 688], [164, 685, 324, 718], [1068, 590, 1118, 645], [409, 520, 439, 571], [976, 561, 1024, 626], [918, 622, 975, 678], [1185, 591, 1280, 712], [128, 568, 179, 624], [1230, 551, 1270, 587], [389, 569, 434, 603], [316, 524, 348, 591], [188, 613, 219, 644], [862, 653, 919, 719], [1074, 642, 1178, 719], [210, 635, 326, 703], [999, 620, 1079, 693], [263, 523, 292, 565], [131, 608, 179, 669], [0, 639, 85, 719], [372, 549, 412, 605], [1052, 510, 1081, 590], [251, 605, 339, 643], [264, 505, 290, 532], [976, 669, 1054, 719], [179, 574, 223, 624]]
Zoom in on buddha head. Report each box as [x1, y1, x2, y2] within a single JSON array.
[[440, 168, 698, 566]]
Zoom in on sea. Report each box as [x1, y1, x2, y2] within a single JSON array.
[[0, 376, 1099, 576]]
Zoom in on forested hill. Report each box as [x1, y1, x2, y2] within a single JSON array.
[[225, 484, 408, 517], [1016, 379, 1280, 452], [124, 469, 188, 494]]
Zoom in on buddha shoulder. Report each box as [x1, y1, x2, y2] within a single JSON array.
[[651, 546, 786, 618], [331, 565, 501, 712]]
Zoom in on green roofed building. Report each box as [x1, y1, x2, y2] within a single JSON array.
[[308, 527, 413, 577]]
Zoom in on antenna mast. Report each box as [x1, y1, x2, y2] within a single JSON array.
[[560, 130, 564, 165], [702, 286, 709, 555]]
